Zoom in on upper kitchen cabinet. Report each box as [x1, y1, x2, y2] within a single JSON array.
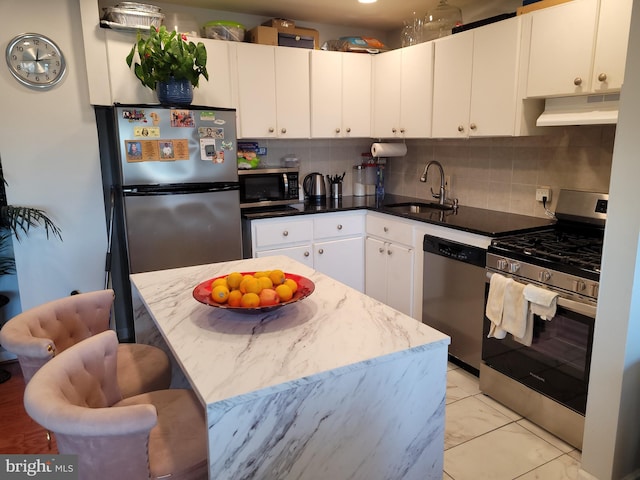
[[104, 31, 233, 107], [432, 16, 523, 138], [310, 50, 372, 138], [525, 0, 631, 97], [234, 43, 310, 139], [372, 42, 434, 139]]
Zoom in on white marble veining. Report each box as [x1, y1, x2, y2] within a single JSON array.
[[131, 255, 450, 479]]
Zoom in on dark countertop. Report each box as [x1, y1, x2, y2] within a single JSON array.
[[241, 194, 556, 237]]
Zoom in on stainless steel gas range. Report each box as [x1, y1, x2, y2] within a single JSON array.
[[480, 189, 607, 450]]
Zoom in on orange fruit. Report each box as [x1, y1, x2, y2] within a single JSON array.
[[226, 272, 243, 290], [254, 271, 270, 278], [275, 284, 293, 302], [211, 277, 228, 289], [269, 269, 285, 286], [240, 276, 261, 294], [284, 278, 298, 293], [227, 289, 243, 307], [240, 292, 260, 308], [257, 276, 273, 290], [211, 285, 230, 304]]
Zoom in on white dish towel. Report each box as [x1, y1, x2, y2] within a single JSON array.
[[486, 273, 508, 339], [523, 284, 559, 320], [500, 279, 528, 341]]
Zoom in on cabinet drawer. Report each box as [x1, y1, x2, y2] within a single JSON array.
[[253, 218, 313, 249], [366, 214, 414, 245], [314, 212, 364, 240]]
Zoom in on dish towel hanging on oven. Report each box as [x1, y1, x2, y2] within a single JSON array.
[[486, 273, 529, 343], [523, 284, 559, 320]]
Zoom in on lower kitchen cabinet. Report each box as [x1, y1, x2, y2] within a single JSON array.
[[365, 213, 416, 317], [249, 212, 365, 291]]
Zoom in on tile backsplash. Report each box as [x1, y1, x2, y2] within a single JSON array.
[[247, 124, 615, 218]]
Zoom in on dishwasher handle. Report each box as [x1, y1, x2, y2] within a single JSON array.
[[423, 234, 486, 268]]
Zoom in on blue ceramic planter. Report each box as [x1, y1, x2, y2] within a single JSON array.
[[156, 77, 193, 106]]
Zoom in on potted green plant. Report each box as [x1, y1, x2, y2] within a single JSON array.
[[126, 25, 209, 106]]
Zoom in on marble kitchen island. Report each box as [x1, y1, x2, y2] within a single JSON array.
[[130, 255, 450, 480]]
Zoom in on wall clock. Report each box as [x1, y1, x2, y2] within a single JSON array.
[[5, 33, 66, 89]]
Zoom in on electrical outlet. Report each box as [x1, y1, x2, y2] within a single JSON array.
[[536, 187, 551, 202]]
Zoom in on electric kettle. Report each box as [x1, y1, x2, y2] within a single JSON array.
[[303, 172, 327, 202]]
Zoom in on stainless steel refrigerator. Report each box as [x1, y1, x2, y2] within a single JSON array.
[[96, 104, 242, 341]]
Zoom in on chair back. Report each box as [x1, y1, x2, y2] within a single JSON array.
[[24, 330, 158, 480], [0, 290, 114, 383]]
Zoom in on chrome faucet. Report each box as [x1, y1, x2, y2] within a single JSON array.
[[420, 160, 447, 205]]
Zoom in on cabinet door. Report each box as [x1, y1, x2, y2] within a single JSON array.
[[385, 242, 414, 316], [193, 38, 233, 108], [469, 16, 520, 136], [400, 41, 434, 138], [315, 237, 364, 292], [372, 49, 402, 138], [235, 43, 277, 138], [526, 0, 598, 98], [432, 31, 474, 138], [256, 244, 313, 268], [591, 0, 633, 93], [310, 50, 343, 137], [365, 236, 388, 303], [275, 47, 310, 138], [343, 53, 372, 138]]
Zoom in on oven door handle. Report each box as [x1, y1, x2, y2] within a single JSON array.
[[486, 271, 596, 318], [556, 297, 596, 318]]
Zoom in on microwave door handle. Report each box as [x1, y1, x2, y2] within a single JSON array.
[[283, 173, 288, 191], [556, 297, 597, 318]]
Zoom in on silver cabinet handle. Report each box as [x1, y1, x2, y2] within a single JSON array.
[[269, 127, 275, 133], [304, 251, 310, 257], [458, 125, 464, 132], [387, 249, 392, 255], [470, 123, 477, 130], [346, 127, 351, 133], [378, 247, 385, 253], [335, 127, 341, 133], [400, 128, 405, 134], [283, 230, 289, 237], [392, 128, 397, 134], [383, 226, 389, 232], [318, 248, 324, 255], [337, 224, 342, 230], [598, 73, 607, 82], [574, 77, 582, 86], [281, 127, 287, 134]]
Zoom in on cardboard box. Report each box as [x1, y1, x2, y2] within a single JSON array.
[[247, 25, 278, 46], [262, 18, 295, 29], [248, 25, 320, 49], [517, 0, 572, 15]]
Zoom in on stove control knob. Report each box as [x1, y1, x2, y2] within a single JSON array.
[[508, 262, 520, 273], [496, 258, 508, 270], [538, 270, 551, 282], [590, 283, 599, 297], [573, 280, 586, 292]]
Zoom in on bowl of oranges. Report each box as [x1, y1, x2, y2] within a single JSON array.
[[192, 269, 315, 313]]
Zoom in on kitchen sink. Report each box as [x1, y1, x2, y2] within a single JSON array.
[[383, 202, 455, 213]]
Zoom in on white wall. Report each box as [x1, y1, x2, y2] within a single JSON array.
[[0, 0, 107, 311], [581, 2, 640, 479]]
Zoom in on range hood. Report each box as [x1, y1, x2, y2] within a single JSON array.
[[536, 93, 620, 126]]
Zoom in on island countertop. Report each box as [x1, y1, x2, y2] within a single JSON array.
[[130, 255, 449, 406], [131, 255, 450, 479]]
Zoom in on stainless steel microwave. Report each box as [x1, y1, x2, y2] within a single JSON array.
[[238, 167, 300, 208]]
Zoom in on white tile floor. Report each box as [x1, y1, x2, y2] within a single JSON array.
[[444, 362, 582, 480]]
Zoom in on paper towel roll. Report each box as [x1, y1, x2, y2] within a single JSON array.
[[371, 142, 407, 157]]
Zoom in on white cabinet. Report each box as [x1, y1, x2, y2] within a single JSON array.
[[525, 0, 630, 98], [365, 214, 415, 316], [235, 43, 310, 138], [104, 31, 233, 107], [432, 16, 522, 138], [310, 50, 371, 138], [250, 212, 365, 291], [372, 42, 434, 138]]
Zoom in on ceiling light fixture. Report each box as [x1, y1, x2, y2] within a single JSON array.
[[358, 0, 377, 3]]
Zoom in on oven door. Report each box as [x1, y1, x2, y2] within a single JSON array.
[[482, 275, 595, 415]]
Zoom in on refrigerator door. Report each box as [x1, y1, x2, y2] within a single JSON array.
[[123, 189, 242, 274], [116, 106, 238, 185]]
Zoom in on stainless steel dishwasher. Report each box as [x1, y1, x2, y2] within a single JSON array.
[[422, 234, 486, 375]]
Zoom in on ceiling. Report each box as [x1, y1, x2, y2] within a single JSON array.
[[156, 0, 520, 32]]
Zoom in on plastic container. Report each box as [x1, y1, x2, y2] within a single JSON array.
[[353, 165, 366, 197], [164, 12, 200, 36], [202, 21, 245, 41]]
